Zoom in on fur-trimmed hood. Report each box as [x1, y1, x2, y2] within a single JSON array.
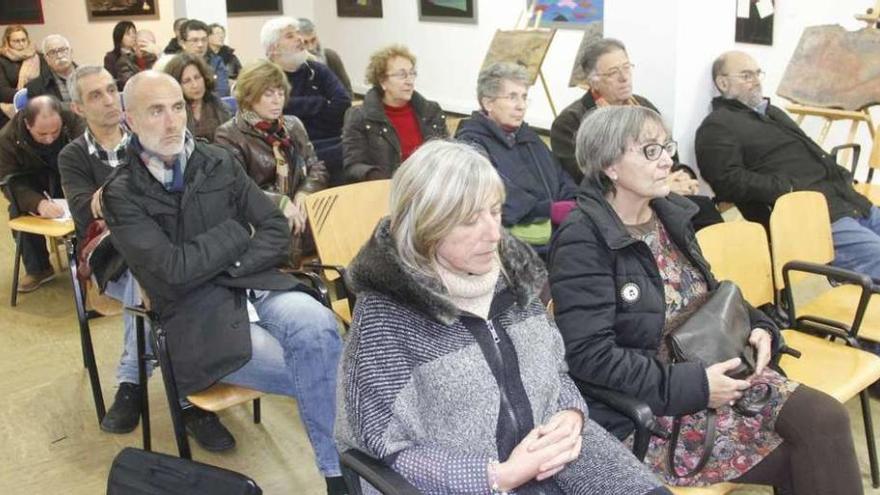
[[347, 217, 546, 325]]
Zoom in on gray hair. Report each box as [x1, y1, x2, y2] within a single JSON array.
[[575, 106, 667, 195], [122, 70, 178, 112], [297, 18, 316, 35], [260, 17, 300, 57], [476, 62, 530, 109], [390, 140, 506, 279], [580, 38, 626, 82], [40, 34, 70, 54], [67, 65, 108, 103]]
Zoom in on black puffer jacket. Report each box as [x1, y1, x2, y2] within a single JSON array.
[[342, 87, 447, 182], [548, 183, 779, 439]]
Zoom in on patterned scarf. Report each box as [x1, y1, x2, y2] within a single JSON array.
[[591, 88, 640, 108], [131, 130, 195, 192], [241, 109, 293, 195]]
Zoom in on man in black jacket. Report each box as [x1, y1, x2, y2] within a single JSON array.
[[102, 71, 345, 494], [0, 95, 84, 292], [696, 51, 878, 280]]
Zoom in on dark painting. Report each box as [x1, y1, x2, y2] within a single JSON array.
[[735, 0, 774, 46], [0, 0, 44, 25], [86, 0, 159, 20], [419, 0, 477, 23], [337, 0, 383, 18], [227, 0, 282, 16]]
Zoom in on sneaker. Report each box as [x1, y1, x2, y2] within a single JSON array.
[[184, 407, 236, 452], [325, 476, 349, 495], [100, 382, 142, 434], [18, 268, 56, 293]]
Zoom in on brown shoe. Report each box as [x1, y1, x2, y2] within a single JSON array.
[[18, 268, 56, 293]]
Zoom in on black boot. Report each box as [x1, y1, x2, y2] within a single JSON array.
[[100, 382, 142, 434], [183, 407, 236, 452]]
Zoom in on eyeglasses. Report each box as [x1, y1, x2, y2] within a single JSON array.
[[185, 36, 208, 45], [597, 63, 634, 80], [493, 93, 531, 105], [387, 70, 418, 80], [723, 69, 765, 83], [638, 141, 677, 161], [45, 46, 70, 58]]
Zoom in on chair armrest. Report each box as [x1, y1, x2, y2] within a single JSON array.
[[830, 143, 861, 177], [288, 269, 332, 309], [304, 261, 346, 279], [583, 385, 657, 461], [341, 449, 421, 495]]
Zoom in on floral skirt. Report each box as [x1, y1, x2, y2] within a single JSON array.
[[627, 369, 800, 487]]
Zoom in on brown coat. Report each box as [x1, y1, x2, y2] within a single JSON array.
[[214, 115, 327, 197]]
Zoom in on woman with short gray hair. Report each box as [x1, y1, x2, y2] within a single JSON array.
[[456, 62, 576, 258], [337, 139, 670, 495], [549, 106, 862, 493]]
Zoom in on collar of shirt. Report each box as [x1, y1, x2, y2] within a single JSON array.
[[84, 126, 131, 168], [753, 99, 769, 116]]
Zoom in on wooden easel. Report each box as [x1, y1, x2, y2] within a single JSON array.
[[517, 2, 558, 118], [856, 0, 880, 26]]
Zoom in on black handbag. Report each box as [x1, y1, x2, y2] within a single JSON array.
[[664, 281, 775, 478], [107, 447, 262, 495]]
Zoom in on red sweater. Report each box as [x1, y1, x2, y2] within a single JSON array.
[[384, 102, 423, 161]]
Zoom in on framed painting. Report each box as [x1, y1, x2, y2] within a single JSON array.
[[0, 0, 44, 25], [481, 29, 556, 85], [418, 0, 477, 24], [86, 0, 159, 21], [531, 0, 603, 30], [227, 0, 282, 17], [735, 0, 774, 46], [336, 0, 383, 18]]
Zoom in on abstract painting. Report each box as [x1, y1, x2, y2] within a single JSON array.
[[532, 0, 603, 30], [419, 0, 477, 24], [568, 24, 603, 87], [336, 0, 383, 18], [481, 29, 556, 85], [735, 0, 774, 45], [86, 0, 158, 20]]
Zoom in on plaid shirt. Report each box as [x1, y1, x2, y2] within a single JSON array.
[[84, 126, 131, 168]]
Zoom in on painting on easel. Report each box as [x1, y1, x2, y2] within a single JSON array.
[[735, 0, 774, 45], [531, 0, 603, 30], [481, 29, 556, 86]]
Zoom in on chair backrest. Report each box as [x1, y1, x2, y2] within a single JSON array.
[[768, 191, 835, 289], [13, 88, 27, 112], [221, 95, 237, 113], [696, 221, 774, 307], [304, 180, 392, 280]]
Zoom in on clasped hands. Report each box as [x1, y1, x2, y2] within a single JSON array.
[[706, 328, 773, 409]]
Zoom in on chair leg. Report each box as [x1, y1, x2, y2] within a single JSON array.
[[860, 390, 879, 488], [11, 230, 22, 307], [67, 239, 105, 424], [136, 315, 151, 452], [51, 236, 63, 272], [253, 398, 261, 424], [151, 325, 191, 459]]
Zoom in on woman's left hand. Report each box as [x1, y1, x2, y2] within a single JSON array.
[[528, 409, 584, 479], [749, 328, 773, 376]]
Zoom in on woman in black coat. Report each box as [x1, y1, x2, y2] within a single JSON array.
[[103, 21, 137, 82], [548, 105, 862, 494]]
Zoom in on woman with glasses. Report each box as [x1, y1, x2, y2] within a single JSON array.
[[0, 25, 41, 127], [548, 105, 862, 494], [341, 44, 447, 183], [456, 62, 577, 257]]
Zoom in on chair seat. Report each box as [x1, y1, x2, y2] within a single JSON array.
[[187, 383, 263, 412], [779, 329, 880, 402], [332, 297, 352, 324], [8, 216, 74, 237], [798, 284, 880, 343], [854, 183, 880, 206], [669, 482, 741, 494]]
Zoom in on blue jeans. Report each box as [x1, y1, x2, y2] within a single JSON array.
[[103, 270, 155, 385], [222, 289, 342, 477], [831, 206, 880, 282]]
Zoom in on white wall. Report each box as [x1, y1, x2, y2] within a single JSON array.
[[226, 0, 314, 64]]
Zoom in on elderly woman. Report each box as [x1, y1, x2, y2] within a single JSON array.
[[341, 44, 447, 183], [0, 25, 41, 126], [104, 21, 136, 82], [215, 59, 327, 266], [549, 106, 862, 494], [337, 140, 671, 495], [456, 62, 577, 255], [163, 53, 231, 141]]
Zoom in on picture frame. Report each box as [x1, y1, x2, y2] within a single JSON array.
[[531, 0, 603, 31], [0, 0, 44, 25], [85, 0, 159, 21], [336, 0, 383, 18], [226, 0, 282, 17], [418, 0, 477, 24]]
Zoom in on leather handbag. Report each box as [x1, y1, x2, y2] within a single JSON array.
[[664, 281, 774, 478]]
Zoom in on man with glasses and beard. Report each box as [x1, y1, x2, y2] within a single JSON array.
[[296, 18, 351, 96], [27, 35, 77, 106]]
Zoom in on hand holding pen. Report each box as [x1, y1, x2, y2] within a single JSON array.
[[36, 191, 65, 219]]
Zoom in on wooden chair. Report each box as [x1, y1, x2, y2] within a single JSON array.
[[304, 179, 391, 324], [697, 219, 880, 488]]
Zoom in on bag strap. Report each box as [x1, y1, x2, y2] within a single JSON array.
[[666, 409, 716, 479]]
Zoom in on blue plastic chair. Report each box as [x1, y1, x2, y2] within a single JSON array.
[[13, 88, 27, 112], [221, 95, 237, 113]]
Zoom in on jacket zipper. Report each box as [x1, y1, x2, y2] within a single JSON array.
[[485, 319, 522, 456]]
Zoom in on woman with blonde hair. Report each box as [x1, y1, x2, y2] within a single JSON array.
[[0, 25, 41, 126], [336, 139, 670, 495]]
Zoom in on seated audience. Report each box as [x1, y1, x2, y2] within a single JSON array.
[[163, 17, 187, 55], [0, 25, 41, 126], [336, 139, 670, 495], [179, 19, 230, 97], [163, 53, 232, 141], [456, 62, 577, 256], [58, 66, 233, 448], [262, 17, 350, 184], [207, 23, 242, 80], [27, 35, 77, 106], [342, 44, 447, 182], [549, 105, 862, 493], [103, 21, 136, 81], [101, 71, 345, 494], [297, 18, 352, 95], [552, 38, 721, 230], [115, 29, 158, 90], [696, 51, 879, 280], [215, 60, 328, 266], [0, 95, 84, 292]]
